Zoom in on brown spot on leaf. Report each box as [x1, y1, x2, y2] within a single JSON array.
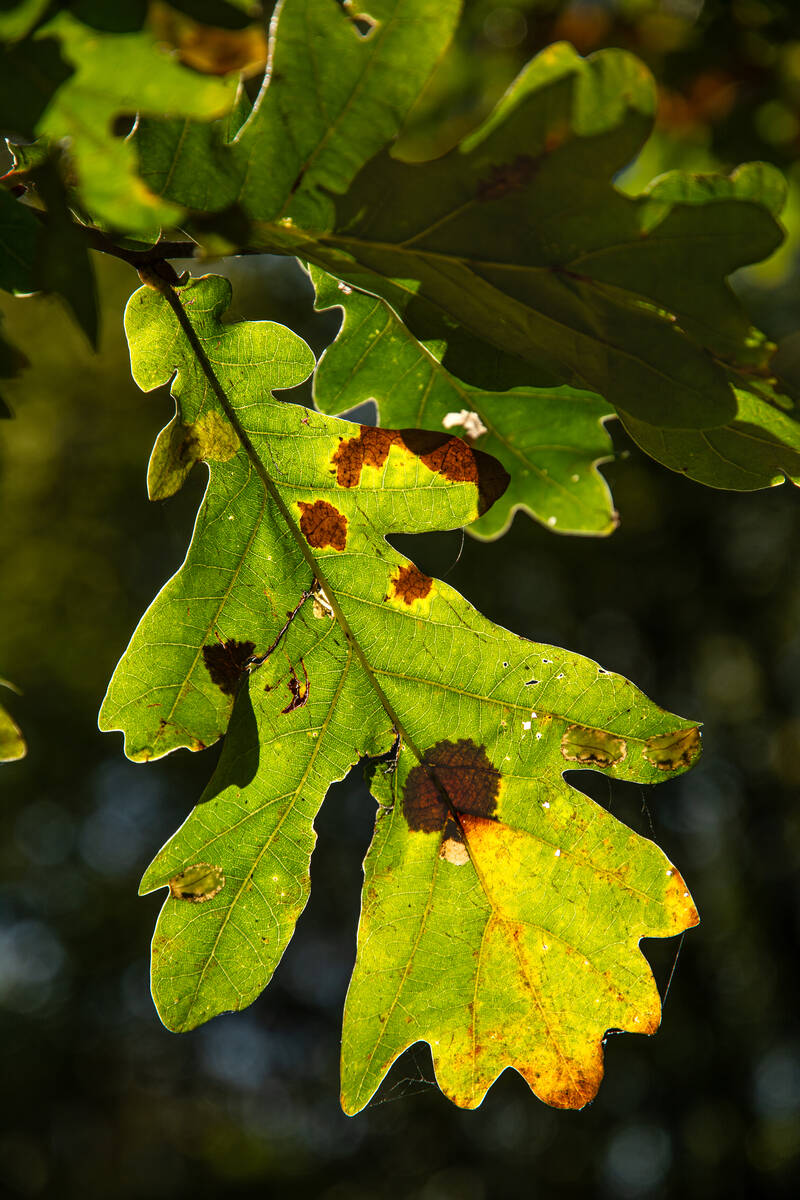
[[644, 727, 701, 771], [281, 660, 309, 714], [332, 426, 401, 487], [404, 428, 509, 515], [477, 154, 540, 201], [391, 563, 433, 605], [403, 739, 500, 833], [298, 500, 347, 550], [331, 425, 508, 515], [560, 724, 627, 768], [169, 862, 225, 903], [202, 639, 255, 695]]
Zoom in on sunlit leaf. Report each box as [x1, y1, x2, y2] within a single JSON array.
[[129, 8, 786, 464], [0, 4, 238, 235], [101, 273, 700, 1110], [311, 266, 617, 538]]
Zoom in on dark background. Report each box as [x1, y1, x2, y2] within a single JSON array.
[[1, 2, 799, 1196]]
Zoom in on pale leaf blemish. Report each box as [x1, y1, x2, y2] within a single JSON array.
[[643, 726, 701, 771], [169, 862, 225, 903], [441, 409, 488, 441], [561, 724, 628, 768], [440, 837, 470, 866]]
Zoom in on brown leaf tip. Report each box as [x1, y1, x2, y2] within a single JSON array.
[[298, 499, 348, 550], [391, 563, 433, 605], [403, 739, 501, 833], [203, 639, 256, 695], [169, 862, 225, 903], [644, 727, 701, 772], [560, 724, 628, 768]]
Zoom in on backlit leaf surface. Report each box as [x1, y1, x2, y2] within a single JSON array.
[[311, 266, 617, 538], [0, 5, 237, 235], [101, 273, 700, 1110]]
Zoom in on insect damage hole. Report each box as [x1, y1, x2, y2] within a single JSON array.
[[338, 1, 377, 37]]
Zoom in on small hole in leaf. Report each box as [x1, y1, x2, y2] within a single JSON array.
[[352, 15, 376, 37], [337, 1, 377, 37], [112, 114, 135, 138]]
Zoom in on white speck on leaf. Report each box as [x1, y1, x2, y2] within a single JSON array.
[[441, 409, 488, 440]]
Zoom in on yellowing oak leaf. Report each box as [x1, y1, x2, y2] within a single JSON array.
[[100, 273, 700, 1110]]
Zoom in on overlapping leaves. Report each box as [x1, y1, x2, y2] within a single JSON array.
[[311, 265, 617, 538], [101, 273, 700, 1110], [124, 1, 795, 488], [3, 0, 797, 498], [0, 2, 239, 236]]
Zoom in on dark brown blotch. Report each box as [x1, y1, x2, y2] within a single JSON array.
[[403, 738, 501, 833], [298, 499, 348, 550], [332, 426, 401, 487], [401, 428, 509, 515], [281, 660, 309, 714], [391, 563, 433, 605], [330, 425, 508, 516], [477, 154, 540, 202], [202, 639, 255, 695]]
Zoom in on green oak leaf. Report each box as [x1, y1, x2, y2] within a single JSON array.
[[310, 266, 617, 539], [304, 56, 783, 431], [0, 6, 237, 235], [101, 273, 700, 1111], [0, 186, 38, 294], [131, 7, 786, 450], [0, 679, 26, 762], [620, 384, 800, 491], [134, 0, 462, 231]]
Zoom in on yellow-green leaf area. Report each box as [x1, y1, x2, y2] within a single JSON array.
[[105, 273, 700, 1110], [0, 678, 25, 762], [10, 9, 237, 235], [311, 267, 617, 539], [342, 737, 699, 1113], [148, 407, 239, 501], [168, 862, 225, 903], [0, 701, 26, 762]]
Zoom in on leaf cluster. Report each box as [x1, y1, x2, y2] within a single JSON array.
[[0, 0, 793, 1112]]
